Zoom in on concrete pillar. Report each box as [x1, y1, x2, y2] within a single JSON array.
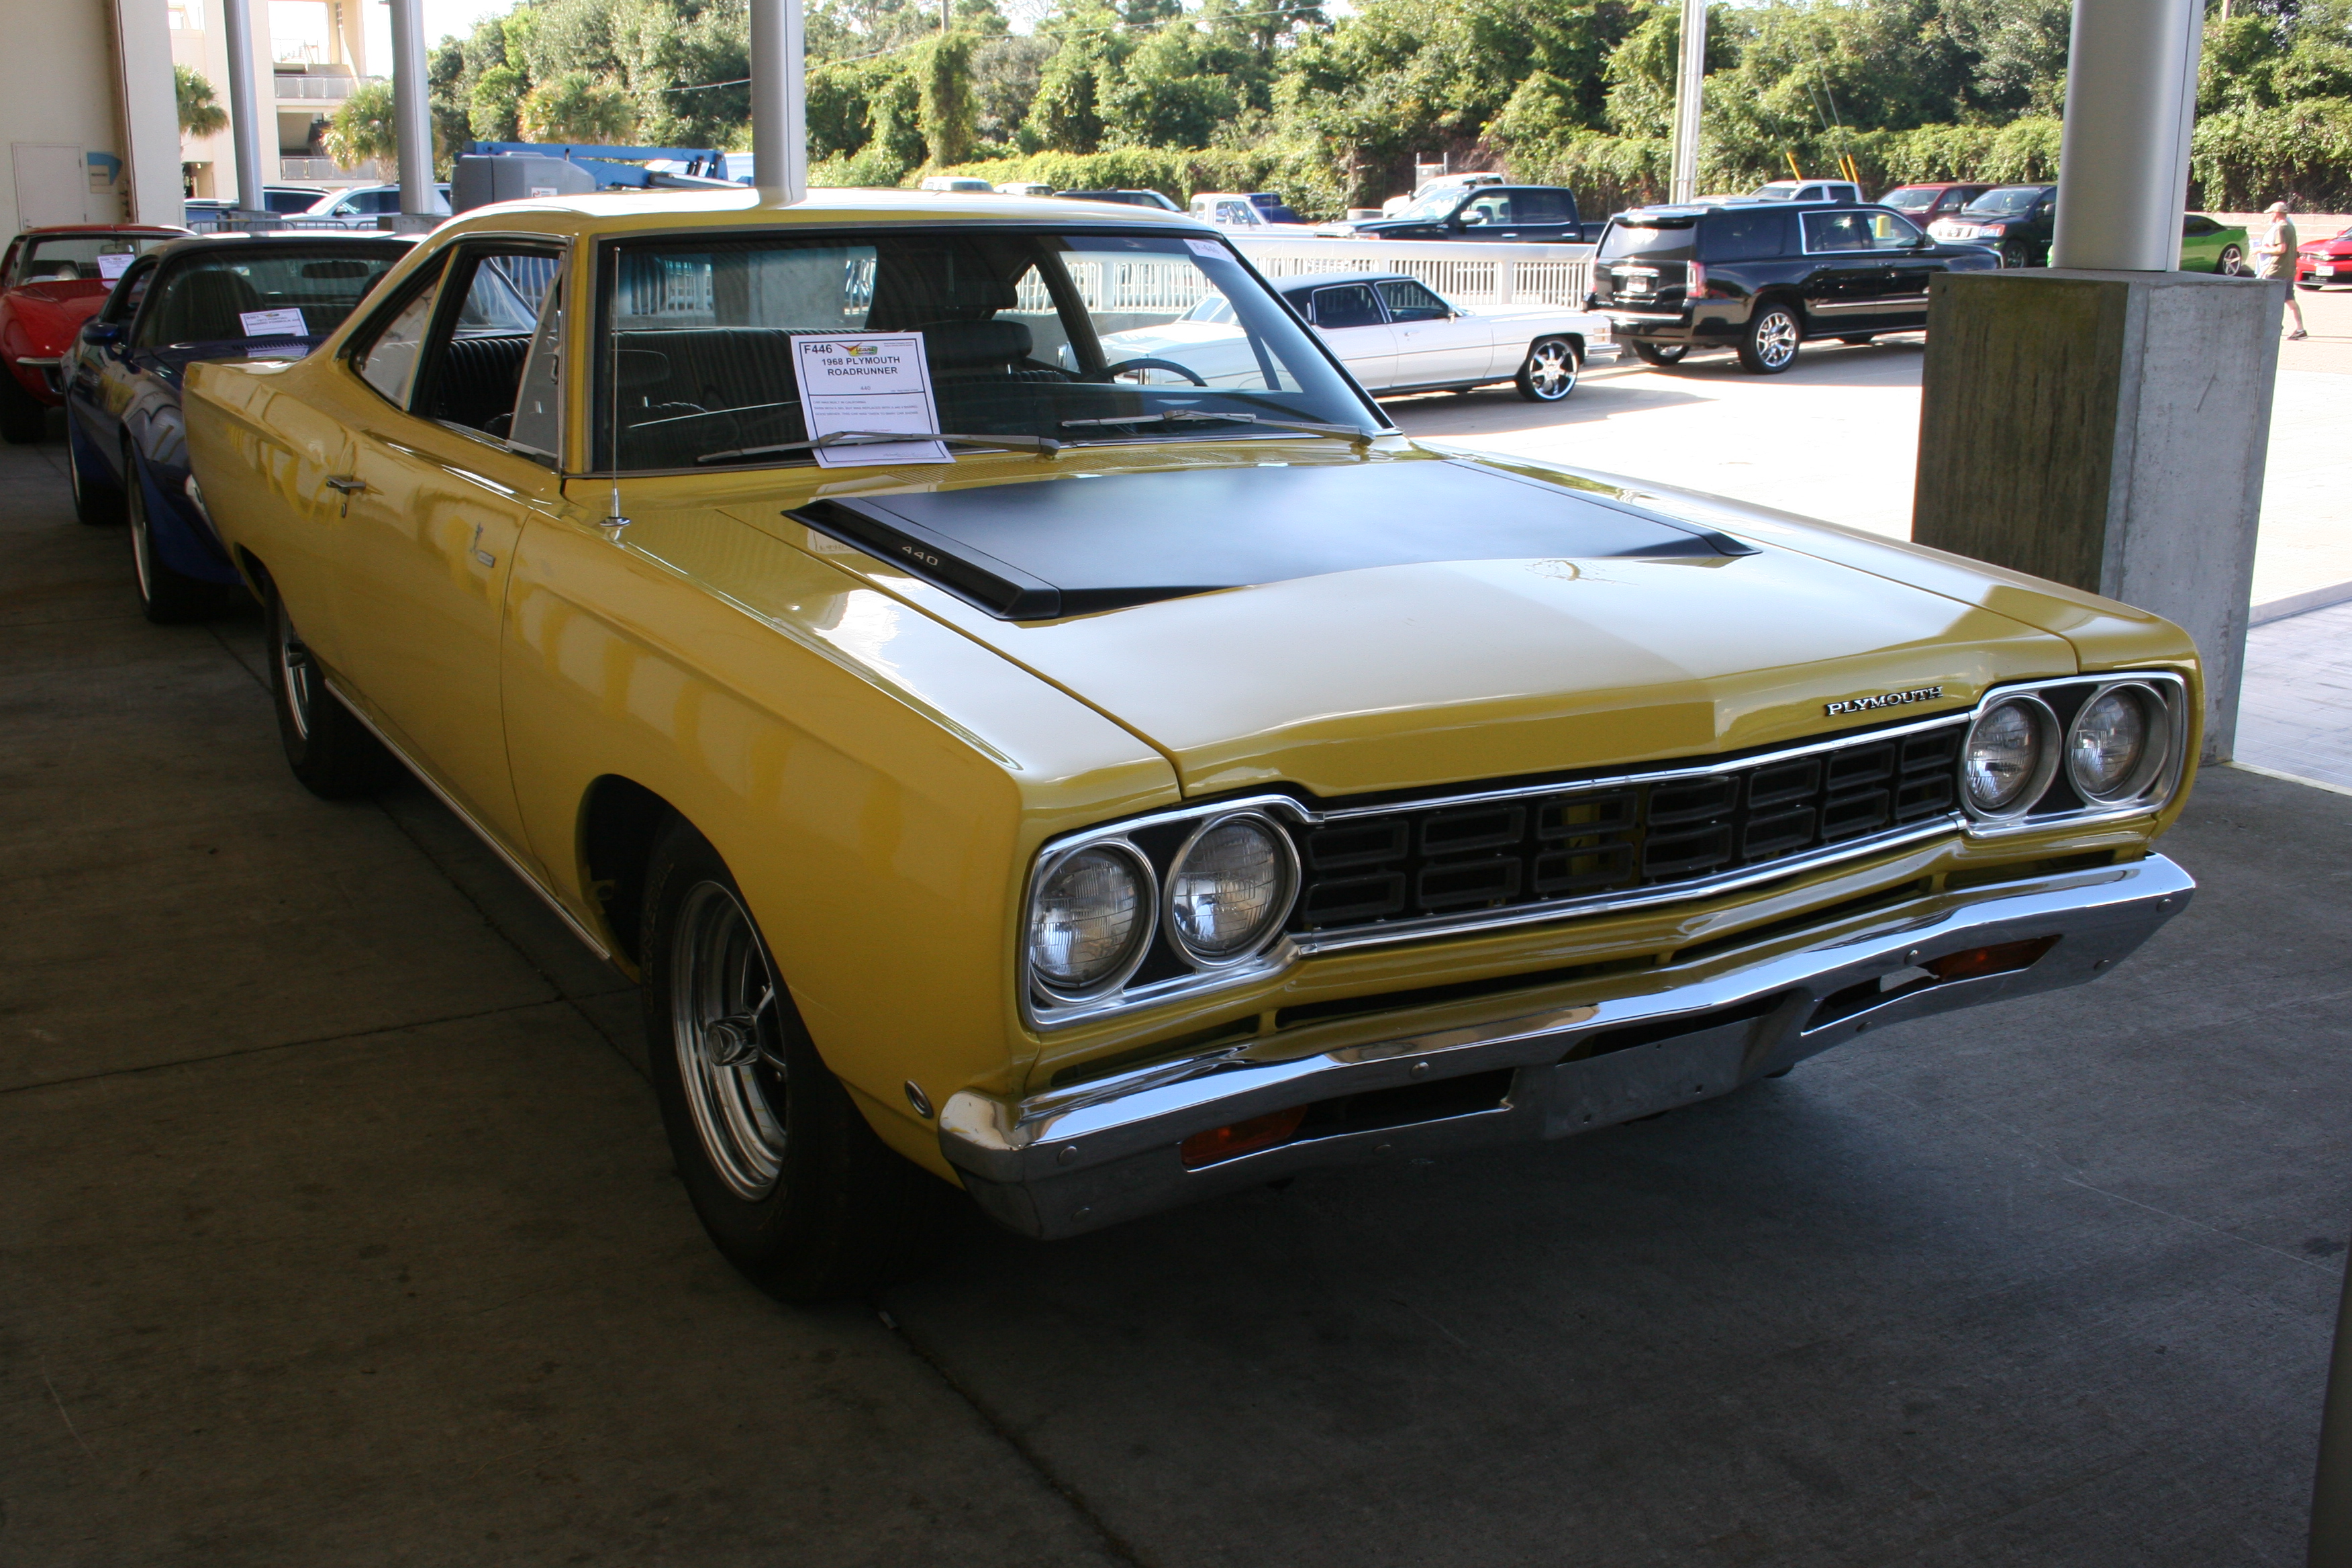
[[1913, 273, 2282, 760], [748, 0, 807, 203], [108, 0, 183, 226], [1668, 0, 1705, 205], [219, 0, 266, 213], [2051, 0, 2203, 271], [387, 0, 434, 219]]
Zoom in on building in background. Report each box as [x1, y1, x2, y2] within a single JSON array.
[[170, 0, 384, 201], [3, 0, 179, 232]]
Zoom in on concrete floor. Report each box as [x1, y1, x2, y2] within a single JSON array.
[[5, 426, 2351, 1565]]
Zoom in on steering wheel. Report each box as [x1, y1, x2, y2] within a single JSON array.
[[1087, 357, 1210, 387]]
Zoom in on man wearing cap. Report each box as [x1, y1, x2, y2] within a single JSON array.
[[2253, 199, 2307, 340]]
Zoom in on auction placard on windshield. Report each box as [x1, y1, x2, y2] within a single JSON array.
[[791, 332, 951, 467]]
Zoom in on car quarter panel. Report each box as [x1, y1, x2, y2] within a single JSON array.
[[499, 493, 1177, 1171]]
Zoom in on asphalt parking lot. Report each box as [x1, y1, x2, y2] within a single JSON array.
[[5, 404, 2351, 1563]]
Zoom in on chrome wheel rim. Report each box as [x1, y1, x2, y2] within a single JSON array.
[[2220, 246, 2242, 276], [1525, 341, 1575, 399], [1755, 311, 1798, 368], [126, 466, 156, 603], [670, 880, 789, 1201], [276, 601, 316, 740]]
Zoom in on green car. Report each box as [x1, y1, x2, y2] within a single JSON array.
[[2183, 213, 2248, 275]]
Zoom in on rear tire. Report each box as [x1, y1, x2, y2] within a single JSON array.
[[266, 579, 393, 798], [126, 452, 213, 623], [0, 373, 43, 444], [67, 409, 124, 524], [1736, 303, 1802, 374], [1514, 336, 1578, 401], [1630, 342, 1687, 367], [2217, 244, 2244, 277], [642, 817, 957, 1303]]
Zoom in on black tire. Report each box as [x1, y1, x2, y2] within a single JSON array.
[[1630, 341, 1687, 367], [2217, 244, 2244, 277], [1736, 301, 1802, 374], [1837, 334, 1875, 346], [126, 452, 214, 623], [66, 409, 124, 524], [265, 579, 393, 797], [0, 372, 44, 444], [642, 817, 956, 1304], [1514, 336, 1579, 401], [1999, 244, 2029, 269]]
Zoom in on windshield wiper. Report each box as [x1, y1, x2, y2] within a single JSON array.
[[697, 429, 1063, 464], [1059, 409, 1376, 444]]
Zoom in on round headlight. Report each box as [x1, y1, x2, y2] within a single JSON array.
[[2067, 683, 2169, 804], [1165, 814, 1297, 965], [1028, 844, 1153, 997], [1962, 696, 2057, 817]]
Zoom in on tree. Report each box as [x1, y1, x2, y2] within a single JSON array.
[[1099, 23, 1241, 148], [520, 70, 640, 142], [917, 30, 979, 165], [175, 65, 228, 138], [323, 80, 399, 168]]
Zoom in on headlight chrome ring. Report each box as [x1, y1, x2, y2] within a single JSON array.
[[1960, 693, 2061, 820], [2064, 680, 2173, 806], [1162, 810, 1300, 969], [1026, 840, 1157, 1003]]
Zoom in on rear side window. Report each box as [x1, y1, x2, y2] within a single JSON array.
[[135, 247, 405, 347], [1309, 285, 1384, 329], [1802, 211, 1874, 252], [1700, 210, 1788, 262], [1599, 220, 1696, 261], [1510, 189, 1571, 224]]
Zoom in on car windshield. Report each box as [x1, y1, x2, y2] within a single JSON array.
[[1752, 182, 1805, 201], [1598, 219, 1697, 260], [1393, 189, 1467, 222], [595, 227, 1378, 471], [140, 245, 407, 344], [16, 234, 178, 285], [1879, 188, 1938, 211], [1963, 187, 2045, 217]]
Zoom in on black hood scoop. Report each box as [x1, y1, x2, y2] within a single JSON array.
[[791, 458, 1757, 622]]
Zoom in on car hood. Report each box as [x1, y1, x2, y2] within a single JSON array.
[[707, 449, 2086, 801], [6, 283, 105, 352]]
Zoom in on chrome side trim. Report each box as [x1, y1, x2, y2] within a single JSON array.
[[322, 673, 614, 963], [952, 853, 2196, 1238]]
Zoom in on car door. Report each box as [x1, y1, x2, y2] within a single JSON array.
[[1479, 188, 1575, 243], [2181, 215, 2220, 271], [1865, 210, 1937, 324], [1300, 283, 1398, 389], [1377, 277, 1491, 385], [330, 240, 565, 845], [67, 252, 158, 468], [1796, 210, 1893, 327]]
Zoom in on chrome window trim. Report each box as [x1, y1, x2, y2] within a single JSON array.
[[1018, 671, 2189, 1030]]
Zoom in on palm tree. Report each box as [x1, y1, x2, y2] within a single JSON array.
[[175, 65, 228, 138]]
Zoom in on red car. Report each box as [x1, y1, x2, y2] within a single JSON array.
[[2298, 224, 2352, 289], [1877, 183, 1995, 224], [1, 224, 186, 442]]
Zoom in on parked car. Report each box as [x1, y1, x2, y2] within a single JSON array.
[[2298, 223, 2352, 288], [918, 177, 996, 194], [1377, 171, 1504, 217], [1876, 183, 1992, 223], [0, 224, 189, 442], [1057, 189, 1182, 211], [1746, 180, 1867, 205], [2180, 213, 2249, 275], [183, 190, 2201, 1301], [1246, 192, 1305, 225], [184, 186, 330, 219], [1590, 201, 2000, 373], [995, 181, 1056, 198], [297, 183, 454, 227], [1189, 192, 1272, 229], [1340, 184, 1602, 243], [1090, 271, 1600, 401], [58, 232, 413, 618], [1927, 185, 2056, 266]]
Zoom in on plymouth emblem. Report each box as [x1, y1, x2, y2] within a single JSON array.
[[1825, 685, 1945, 718]]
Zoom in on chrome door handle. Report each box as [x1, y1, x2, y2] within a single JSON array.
[[324, 475, 365, 517]]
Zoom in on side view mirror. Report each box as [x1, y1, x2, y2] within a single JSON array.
[[82, 321, 123, 346]]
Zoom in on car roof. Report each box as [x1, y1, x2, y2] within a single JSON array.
[[15, 224, 189, 239], [142, 232, 418, 262], [1613, 201, 1898, 222], [411, 187, 1214, 241], [1277, 272, 1420, 292]]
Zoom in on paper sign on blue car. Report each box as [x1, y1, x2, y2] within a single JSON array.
[[790, 332, 950, 467], [239, 308, 307, 338]]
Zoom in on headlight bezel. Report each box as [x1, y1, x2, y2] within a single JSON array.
[[1959, 693, 2061, 821], [1162, 810, 1302, 969], [2063, 679, 2174, 807], [1024, 839, 1159, 1005]]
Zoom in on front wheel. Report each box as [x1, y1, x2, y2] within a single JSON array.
[[1630, 341, 1687, 367], [126, 452, 213, 623], [1514, 336, 1579, 401], [642, 818, 956, 1303], [266, 580, 393, 797], [2216, 244, 2244, 277], [1736, 304, 1802, 374]]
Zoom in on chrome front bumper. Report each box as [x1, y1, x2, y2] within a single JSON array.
[[940, 854, 2194, 1238]]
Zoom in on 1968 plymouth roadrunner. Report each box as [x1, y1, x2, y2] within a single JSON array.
[[183, 190, 2200, 1300]]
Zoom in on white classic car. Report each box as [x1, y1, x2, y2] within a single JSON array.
[[1088, 270, 1606, 401]]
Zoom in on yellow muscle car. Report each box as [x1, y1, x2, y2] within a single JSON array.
[[183, 189, 2200, 1300]]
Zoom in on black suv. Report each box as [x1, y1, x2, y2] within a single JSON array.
[[1924, 185, 2056, 268], [1349, 185, 1602, 244], [1589, 202, 2000, 373]]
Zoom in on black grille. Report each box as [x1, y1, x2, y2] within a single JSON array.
[[1289, 724, 1963, 933]]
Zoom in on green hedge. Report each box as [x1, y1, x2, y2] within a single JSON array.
[[2192, 97, 2352, 210], [814, 144, 1354, 219]]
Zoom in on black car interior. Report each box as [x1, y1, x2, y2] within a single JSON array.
[[137, 250, 403, 347]]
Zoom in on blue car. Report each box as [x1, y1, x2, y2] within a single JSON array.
[[62, 232, 413, 620]]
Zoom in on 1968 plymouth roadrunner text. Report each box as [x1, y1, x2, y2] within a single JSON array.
[[182, 189, 2200, 1300]]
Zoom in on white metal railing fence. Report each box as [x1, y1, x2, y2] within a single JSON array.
[[271, 73, 367, 101], [280, 156, 383, 181], [1234, 234, 1596, 310]]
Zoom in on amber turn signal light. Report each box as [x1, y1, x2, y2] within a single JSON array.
[[1926, 936, 2057, 982], [1179, 1106, 1308, 1168]]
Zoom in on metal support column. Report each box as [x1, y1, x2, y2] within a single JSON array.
[[388, 0, 435, 219], [2051, 0, 2205, 271], [219, 0, 266, 215], [749, 0, 808, 202], [1668, 0, 1706, 205]]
